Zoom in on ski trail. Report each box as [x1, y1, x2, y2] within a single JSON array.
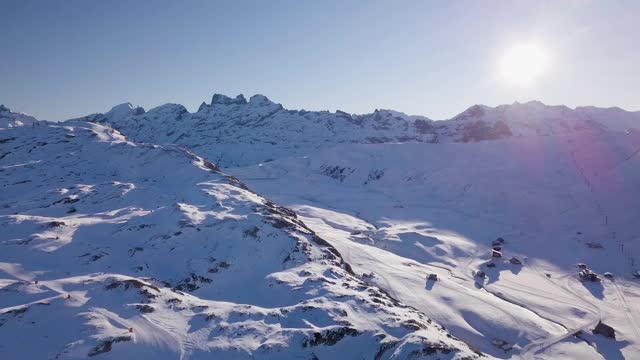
[[519, 317, 601, 360], [612, 280, 640, 340]]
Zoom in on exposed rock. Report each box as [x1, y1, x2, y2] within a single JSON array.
[[88, 336, 132, 357], [303, 327, 359, 347], [592, 321, 616, 339]]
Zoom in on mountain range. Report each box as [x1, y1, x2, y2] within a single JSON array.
[[59, 95, 640, 167], [1, 95, 639, 359]]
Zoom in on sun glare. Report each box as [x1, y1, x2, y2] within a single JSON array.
[[500, 44, 548, 86]]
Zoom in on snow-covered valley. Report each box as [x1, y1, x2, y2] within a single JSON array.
[[1, 96, 640, 359], [228, 130, 640, 359]]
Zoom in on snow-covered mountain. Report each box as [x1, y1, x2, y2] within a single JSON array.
[[228, 129, 640, 359], [448, 101, 639, 139], [79, 94, 640, 167], [2, 94, 640, 359], [0, 121, 480, 359], [0, 105, 38, 129]]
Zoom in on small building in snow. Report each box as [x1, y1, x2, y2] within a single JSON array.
[[578, 269, 599, 282]]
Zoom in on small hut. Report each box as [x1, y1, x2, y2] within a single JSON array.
[[578, 269, 599, 282]]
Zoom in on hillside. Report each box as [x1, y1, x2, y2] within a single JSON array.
[[0, 121, 480, 359], [228, 129, 640, 359], [1, 95, 639, 359]]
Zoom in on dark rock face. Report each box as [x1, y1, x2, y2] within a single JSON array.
[[132, 107, 146, 116], [593, 321, 616, 339], [87, 336, 132, 357], [211, 94, 248, 105], [461, 120, 512, 142], [320, 165, 355, 182], [302, 327, 359, 347], [414, 119, 434, 134]]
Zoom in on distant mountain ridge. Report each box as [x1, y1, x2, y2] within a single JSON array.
[[3, 96, 639, 167]]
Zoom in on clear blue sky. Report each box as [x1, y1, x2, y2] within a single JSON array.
[[1, 0, 639, 121]]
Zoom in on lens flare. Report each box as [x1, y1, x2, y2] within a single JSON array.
[[500, 44, 548, 85]]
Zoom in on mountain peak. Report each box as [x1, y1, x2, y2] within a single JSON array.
[[248, 94, 284, 112], [453, 104, 489, 120], [523, 100, 545, 106], [107, 102, 134, 113], [249, 94, 273, 105], [0, 105, 38, 128], [106, 102, 145, 119], [211, 94, 248, 105], [511, 100, 546, 107]]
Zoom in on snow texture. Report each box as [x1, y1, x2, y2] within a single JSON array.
[[0, 119, 479, 359], [2, 94, 640, 359]]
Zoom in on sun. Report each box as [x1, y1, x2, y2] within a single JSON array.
[[500, 44, 548, 85]]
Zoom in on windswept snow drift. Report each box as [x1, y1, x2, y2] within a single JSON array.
[[0, 121, 480, 359]]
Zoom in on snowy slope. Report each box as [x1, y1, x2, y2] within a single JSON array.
[[0, 105, 39, 129], [0, 122, 481, 359], [80, 94, 640, 168], [3, 94, 640, 359], [228, 129, 640, 359]]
